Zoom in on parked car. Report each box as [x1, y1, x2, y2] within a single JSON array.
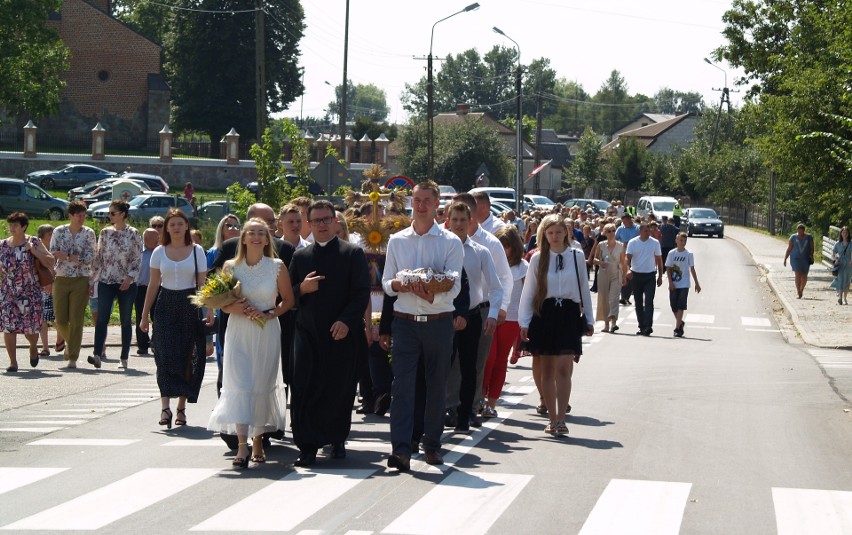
[[563, 198, 610, 216], [524, 194, 556, 210], [27, 164, 115, 190], [196, 200, 237, 221], [68, 173, 167, 199], [0, 178, 68, 220], [637, 195, 679, 221], [684, 207, 724, 238], [90, 193, 192, 222], [468, 187, 517, 207]]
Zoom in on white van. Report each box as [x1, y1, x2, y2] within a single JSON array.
[[637, 195, 679, 220], [468, 187, 517, 206]]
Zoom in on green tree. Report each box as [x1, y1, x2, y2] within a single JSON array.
[[397, 117, 513, 190], [605, 136, 652, 191], [653, 88, 705, 114], [0, 0, 70, 119], [563, 127, 604, 195], [717, 0, 852, 229], [166, 0, 305, 146], [546, 79, 591, 134], [592, 70, 636, 136], [111, 0, 173, 44], [249, 118, 312, 210]]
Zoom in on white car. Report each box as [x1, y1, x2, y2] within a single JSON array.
[[637, 195, 679, 221], [524, 194, 556, 209]]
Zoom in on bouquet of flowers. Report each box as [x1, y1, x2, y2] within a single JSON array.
[[189, 269, 266, 328]]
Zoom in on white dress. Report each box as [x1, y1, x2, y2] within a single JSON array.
[[207, 256, 287, 436]]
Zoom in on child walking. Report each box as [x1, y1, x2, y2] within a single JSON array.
[[665, 232, 701, 337]]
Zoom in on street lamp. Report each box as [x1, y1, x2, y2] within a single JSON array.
[[428, 2, 480, 180], [493, 26, 523, 213], [703, 57, 731, 155]]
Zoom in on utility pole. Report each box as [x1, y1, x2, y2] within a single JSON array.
[[534, 90, 543, 195], [339, 0, 350, 163], [255, 0, 266, 141]]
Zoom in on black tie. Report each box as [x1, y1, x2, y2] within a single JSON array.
[[556, 253, 564, 272]]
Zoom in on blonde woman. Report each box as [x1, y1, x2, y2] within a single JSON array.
[[593, 223, 628, 333], [206, 218, 294, 467], [519, 215, 594, 435]]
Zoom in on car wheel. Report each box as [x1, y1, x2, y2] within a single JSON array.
[[48, 208, 63, 221], [718, 232, 724, 238], [687, 229, 693, 237], [40, 177, 55, 189]]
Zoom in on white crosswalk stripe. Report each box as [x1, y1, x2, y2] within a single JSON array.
[[809, 348, 852, 369], [0, 467, 67, 496], [579, 479, 692, 535], [2, 468, 218, 530], [772, 487, 852, 534]]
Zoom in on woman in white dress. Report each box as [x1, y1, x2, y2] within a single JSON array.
[[206, 218, 295, 468]]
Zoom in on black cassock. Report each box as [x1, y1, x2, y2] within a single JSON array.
[[289, 236, 370, 449]]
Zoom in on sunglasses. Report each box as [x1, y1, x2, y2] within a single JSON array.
[[152, 224, 164, 228], [226, 224, 241, 230]]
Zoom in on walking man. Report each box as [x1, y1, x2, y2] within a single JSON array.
[[666, 232, 701, 337], [625, 222, 663, 336], [383, 181, 463, 470]]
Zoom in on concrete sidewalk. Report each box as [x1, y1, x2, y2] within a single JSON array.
[[726, 225, 852, 349]]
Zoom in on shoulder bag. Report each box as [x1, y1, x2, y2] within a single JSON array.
[[572, 250, 591, 336], [832, 243, 849, 276], [30, 238, 55, 287]]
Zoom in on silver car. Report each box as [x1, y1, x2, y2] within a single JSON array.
[[684, 207, 724, 238], [90, 194, 192, 222]]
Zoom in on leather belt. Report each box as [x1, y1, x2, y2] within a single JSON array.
[[393, 311, 453, 323], [469, 301, 490, 315]]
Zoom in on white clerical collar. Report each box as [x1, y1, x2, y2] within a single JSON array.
[[315, 236, 336, 247]]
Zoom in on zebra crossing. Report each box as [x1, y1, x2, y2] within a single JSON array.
[[808, 348, 852, 370], [0, 367, 219, 436], [612, 311, 779, 333], [2, 460, 850, 533]]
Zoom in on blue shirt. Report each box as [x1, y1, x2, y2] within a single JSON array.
[[137, 247, 154, 286], [615, 224, 639, 245]]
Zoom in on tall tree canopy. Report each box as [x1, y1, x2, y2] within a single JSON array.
[[165, 0, 305, 143], [0, 0, 70, 119], [717, 0, 852, 228], [327, 81, 390, 123]]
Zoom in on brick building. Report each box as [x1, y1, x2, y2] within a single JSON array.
[[4, 0, 170, 149]]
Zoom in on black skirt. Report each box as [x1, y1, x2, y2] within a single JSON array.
[[526, 297, 584, 356], [152, 287, 206, 403]]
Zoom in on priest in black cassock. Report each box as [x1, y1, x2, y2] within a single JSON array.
[[288, 200, 370, 466]]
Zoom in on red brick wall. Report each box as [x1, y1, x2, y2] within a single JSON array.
[[59, 0, 161, 122]]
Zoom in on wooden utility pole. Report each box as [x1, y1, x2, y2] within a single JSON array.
[[534, 91, 543, 195]]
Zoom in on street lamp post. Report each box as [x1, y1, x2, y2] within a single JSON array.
[[428, 3, 480, 180], [493, 27, 522, 213], [703, 57, 731, 155]]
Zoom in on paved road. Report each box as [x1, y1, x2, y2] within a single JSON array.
[[0, 228, 850, 533]]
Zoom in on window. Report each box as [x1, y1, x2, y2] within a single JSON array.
[[98, 70, 110, 82], [0, 184, 21, 196]]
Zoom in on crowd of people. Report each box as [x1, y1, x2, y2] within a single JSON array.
[[2, 186, 848, 473]]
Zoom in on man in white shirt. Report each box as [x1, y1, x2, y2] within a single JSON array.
[[451, 193, 513, 426], [445, 201, 501, 433], [382, 181, 464, 471], [625, 222, 663, 336], [278, 204, 310, 250], [472, 191, 505, 235]]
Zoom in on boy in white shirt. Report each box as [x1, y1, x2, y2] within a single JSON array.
[[665, 232, 701, 337]]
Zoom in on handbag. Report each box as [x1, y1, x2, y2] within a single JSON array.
[[30, 239, 55, 288], [193, 246, 218, 336], [572, 251, 591, 336], [832, 243, 849, 276]]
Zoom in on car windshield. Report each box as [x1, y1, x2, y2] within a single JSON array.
[[593, 201, 610, 210], [528, 196, 553, 204], [128, 196, 153, 207], [690, 209, 718, 219], [653, 201, 677, 211]]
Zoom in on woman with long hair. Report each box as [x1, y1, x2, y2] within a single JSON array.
[[206, 214, 241, 268], [830, 226, 851, 305], [482, 225, 528, 417], [519, 214, 594, 435], [90, 200, 142, 369], [593, 223, 628, 333], [206, 218, 294, 468], [140, 209, 208, 428]]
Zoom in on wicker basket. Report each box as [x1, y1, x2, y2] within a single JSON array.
[[397, 268, 458, 294]]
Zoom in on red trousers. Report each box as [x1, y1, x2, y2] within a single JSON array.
[[482, 320, 520, 400]]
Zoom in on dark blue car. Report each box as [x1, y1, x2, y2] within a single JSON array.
[[27, 164, 116, 190]]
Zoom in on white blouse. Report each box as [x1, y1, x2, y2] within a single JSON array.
[[150, 244, 207, 290], [518, 249, 594, 329]]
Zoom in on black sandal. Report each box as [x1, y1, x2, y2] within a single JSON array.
[[175, 408, 186, 426], [233, 443, 250, 468], [159, 407, 173, 429]]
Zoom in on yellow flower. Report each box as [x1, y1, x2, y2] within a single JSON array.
[[368, 230, 383, 245], [393, 221, 401, 229], [369, 191, 380, 203]]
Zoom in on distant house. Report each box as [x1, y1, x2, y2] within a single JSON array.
[[3, 0, 170, 149], [602, 113, 698, 156], [612, 113, 676, 139]]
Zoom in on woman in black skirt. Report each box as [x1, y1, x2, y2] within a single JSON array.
[[519, 214, 594, 436], [139, 209, 210, 429]]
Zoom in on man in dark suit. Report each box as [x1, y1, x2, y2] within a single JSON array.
[[288, 200, 370, 466], [211, 202, 295, 448]]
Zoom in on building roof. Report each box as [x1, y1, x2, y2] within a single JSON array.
[[602, 113, 695, 153]]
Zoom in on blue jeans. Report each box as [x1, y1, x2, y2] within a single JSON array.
[[390, 316, 454, 456], [94, 281, 137, 360], [631, 272, 657, 331]]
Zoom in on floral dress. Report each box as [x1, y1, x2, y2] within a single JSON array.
[[0, 238, 44, 334]]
